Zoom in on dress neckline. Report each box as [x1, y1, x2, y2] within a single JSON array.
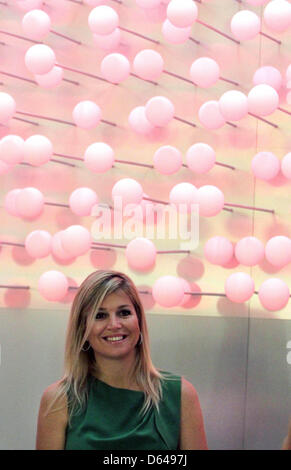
[[91, 375, 144, 393]]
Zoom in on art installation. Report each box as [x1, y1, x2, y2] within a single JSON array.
[[0, 0, 290, 316]]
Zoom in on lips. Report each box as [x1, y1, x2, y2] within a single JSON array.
[[103, 335, 128, 341]]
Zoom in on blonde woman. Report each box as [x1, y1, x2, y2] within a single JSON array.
[[36, 269, 208, 450]]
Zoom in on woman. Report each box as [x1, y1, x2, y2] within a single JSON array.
[[36, 269, 208, 450]]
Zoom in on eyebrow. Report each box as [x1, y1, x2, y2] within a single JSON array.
[[98, 304, 131, 312]]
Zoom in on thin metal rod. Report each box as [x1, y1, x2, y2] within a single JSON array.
[[115, 159, 154, 169], [0, 241, 25, 247], [248, 112, 278, 128], [13, 116, 39, 126], [51, 30, 81, 45], [44, 201, 70, 208], [130, 72, 158, 86], [0, 285, 30, 289], [259, 31, 281, 45], [185, 291, 226, 297], [16, 110, 75, 126], [164, 70, 194, 85], [0, 29, 40, 44], [174, 116, 197, 128], [215, 162, 236, 170], [278, 107, 291, 116], [53, 152, 82, 162], [57, 63, 109, 83], [92, 242, 126, 249], [224, 202, 274, 214], [0, 70, 36, 84], [119, 26, 159, 45], [220, 76, 240, 86], [196, 19, 240, 45], [156, 250, 190, 254]]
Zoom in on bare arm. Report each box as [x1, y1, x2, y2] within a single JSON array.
[[179, 377, 208, 450], [281, 417, 291, 450], [35, 382, 68, 450]]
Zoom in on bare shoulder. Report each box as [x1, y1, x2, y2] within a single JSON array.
[[179, 377, 208, 450], [36, 380, 68, 450]]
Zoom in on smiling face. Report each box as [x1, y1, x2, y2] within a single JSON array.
[[86, 289, 141, 360]]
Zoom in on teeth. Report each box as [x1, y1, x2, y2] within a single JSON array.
[[105, 336, 124, 342]]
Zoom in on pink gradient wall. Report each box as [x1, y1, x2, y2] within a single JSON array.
[[0, 0, 290, 319]]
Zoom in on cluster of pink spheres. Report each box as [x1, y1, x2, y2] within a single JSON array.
[[37, 270, 290, 313], [204, 235, 291, 268], [3, 0, 290, 313]]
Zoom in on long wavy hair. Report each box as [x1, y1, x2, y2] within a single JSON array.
[[45, 269, 174, 426]]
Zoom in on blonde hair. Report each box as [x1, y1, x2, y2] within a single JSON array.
[[45, 269, 174, 425]]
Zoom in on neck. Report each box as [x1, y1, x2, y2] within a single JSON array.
[[92, 351, 139, 388]]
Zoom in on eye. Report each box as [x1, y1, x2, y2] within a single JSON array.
[[95, 312, 106, 320], [119, 309, 131, 316]]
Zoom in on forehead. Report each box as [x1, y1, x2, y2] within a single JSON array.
[[99, 289, 133, 311]]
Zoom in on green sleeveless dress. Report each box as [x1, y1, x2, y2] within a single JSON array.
[[64, 371, 181, 450]]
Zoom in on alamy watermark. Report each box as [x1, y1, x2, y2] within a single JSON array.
[[90, 196, 199, 251]]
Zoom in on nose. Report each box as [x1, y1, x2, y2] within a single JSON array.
[[107, 313, 122, 329]]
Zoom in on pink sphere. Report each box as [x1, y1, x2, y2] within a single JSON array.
[[145, 96, 175, 127], [38, 270, 69, 302], [112, 178, 143, 205], [162, 19, 191, 44], [218, 90, 248, 121], [72, 101, 101, 129], [0, 92, 16, 124], [186, 143, 216, 174], [251, 151, 280, 181], [136, 0, 161, 8], [25, 230, 52, 258], [246, 0, 268, 4], [263, 0, 291, 33], [197, 185, 224, 217], [51, 232, 75, 261], [84, 142, 114, 173], [0, 135, 24, 165], [235, 236, 265, 266], [153, 145, 182, 175], [247, 84, 279, 116], [69, 187, 98, 216], [169, 182, 198, 213], [152, 275, 185, 307], [265, 236, 291, 267], [258, 278, 290, 311], [35, 66, 64, 88], [204, 236, 234, 266], [133, 49, 164, 81], [88, 6, 119, 35], [84, 0, 106, 5], [25, 44, 55, 75], [281, 153, 291, 179], [15, 187, 44, 218], [225, 272, 255, 303], [93, 28, 121, 50], [101, 53, 130, 84], [178, 278, 191, 307], [190, 57, 220, 88], [128, 106, 155, 135], [126, 237, 157, 271], [22, 9, 51, 40], [23, 134, 53, 166], [166, 0, 198, 28], [4, 189, 22, 216], [198, 101, 226, 129], [0, 160, 14, 175], [231, 10, 261, 41], [253, 66, 283, 91], [60, 225, 92, 257], [15, 0, 43, 12]]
